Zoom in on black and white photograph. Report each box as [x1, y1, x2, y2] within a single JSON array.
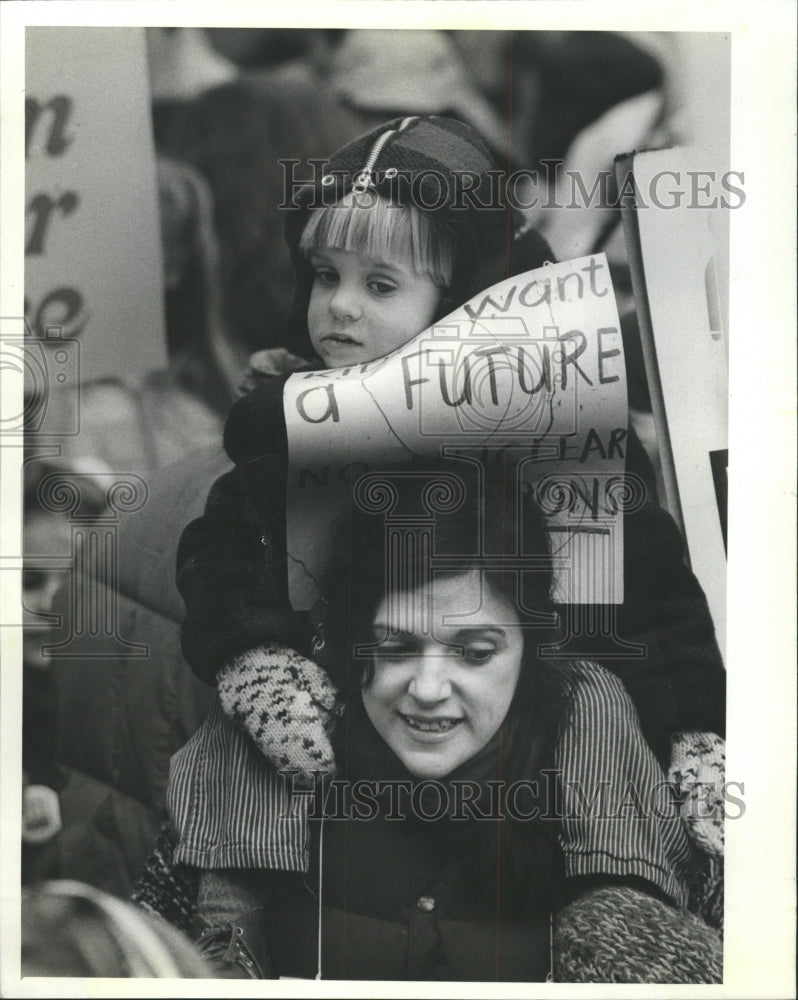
[[1, 2, 795, 994]]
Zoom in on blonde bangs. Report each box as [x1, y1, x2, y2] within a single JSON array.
[[298, 193, 454, 288]]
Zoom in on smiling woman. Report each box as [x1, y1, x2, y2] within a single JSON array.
[[363, 572, 524, 779]]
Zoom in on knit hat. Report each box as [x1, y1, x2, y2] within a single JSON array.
[[282, 115, 554, 358]]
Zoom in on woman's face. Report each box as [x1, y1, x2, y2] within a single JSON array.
[[362, 571, 523, 779]]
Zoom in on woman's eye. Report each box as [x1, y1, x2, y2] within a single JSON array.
[[463, 645, 496, 665]]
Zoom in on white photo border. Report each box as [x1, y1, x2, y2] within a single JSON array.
[[1, 2, 795, 997]]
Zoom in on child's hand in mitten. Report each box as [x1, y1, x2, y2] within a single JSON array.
[[217, 645, 343, 784], [669, 730, 725, 857]]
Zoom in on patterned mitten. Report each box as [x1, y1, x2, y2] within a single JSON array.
[[669, 730, 725, 857], [217, 645, 343, 783], [554, 885, 722, 983]]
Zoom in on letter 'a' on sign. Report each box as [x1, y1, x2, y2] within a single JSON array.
[[283, 255, 629, 612]]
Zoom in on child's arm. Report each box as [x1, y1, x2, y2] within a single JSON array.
[[177, 453, 309, 684], [616, 498, 726, 764], [552, 661, 723, 981], [177, 377, 341, 780], [177, 456, 341, 779], [177, 375, 308, 682], [555, 660, 702, 909]]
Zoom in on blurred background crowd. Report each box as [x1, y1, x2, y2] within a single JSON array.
[[18, 27, 729, 975]]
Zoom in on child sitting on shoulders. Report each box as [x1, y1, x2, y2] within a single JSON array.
[[167, 116, 724, 977]]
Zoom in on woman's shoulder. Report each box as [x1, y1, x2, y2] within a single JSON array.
[[559, 658, 628, 690], [557, 659, 639, 723]]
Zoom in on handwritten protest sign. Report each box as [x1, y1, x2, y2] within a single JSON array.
[[285, 254, 629, 609], [25, 27, 166, 383]]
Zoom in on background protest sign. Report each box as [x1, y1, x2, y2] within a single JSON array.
[[25, 27, 166, 384], [618, 147, 729, 659], [285, 254, 630, 610]]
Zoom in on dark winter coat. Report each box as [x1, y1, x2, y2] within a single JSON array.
[[50, 448, 226, 895]]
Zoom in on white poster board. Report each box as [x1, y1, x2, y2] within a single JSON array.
[[285, 254, 629, 610], [25, 26, 166, 383], [618, 148, 728, 659]]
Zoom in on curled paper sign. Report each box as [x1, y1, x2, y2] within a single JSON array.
[[285, 254, 630, 610]]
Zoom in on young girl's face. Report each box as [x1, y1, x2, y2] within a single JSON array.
[[307, 245, 443, 368], [362, 571, 523, 779]]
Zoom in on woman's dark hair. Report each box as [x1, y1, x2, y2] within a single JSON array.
[[320, 456, 573, 910]]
